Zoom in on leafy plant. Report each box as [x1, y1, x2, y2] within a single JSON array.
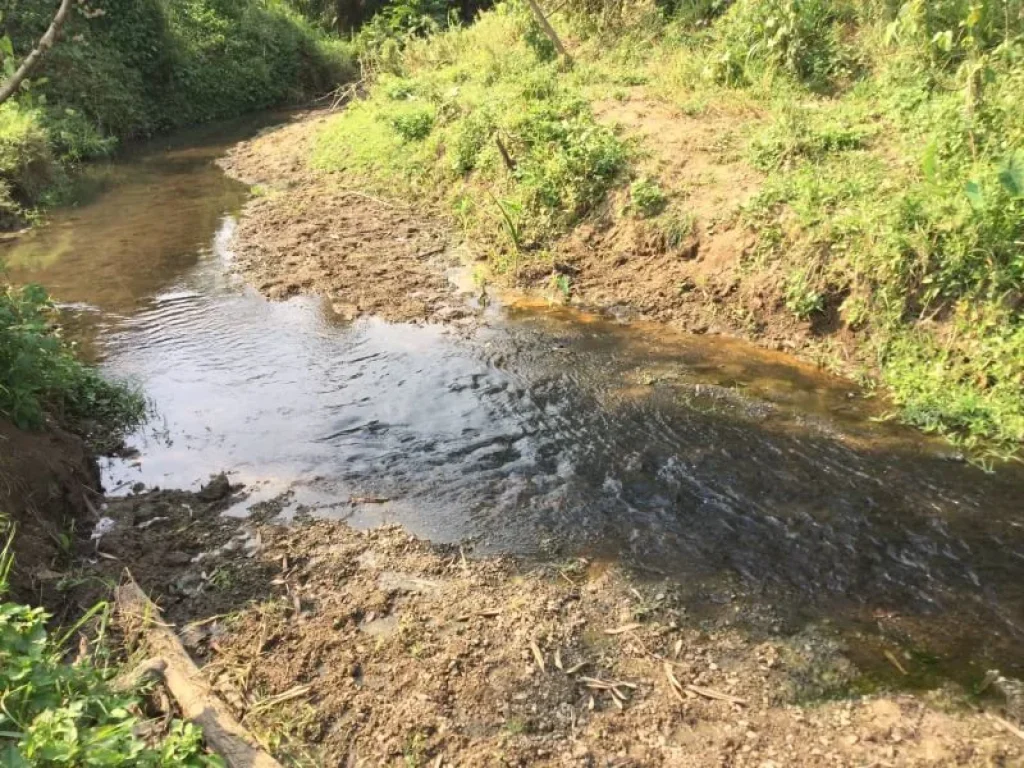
[[710, 0, 855, 89], [0, 284, 144, 439], [313, 8, 626, 253], [629, 176, 667, 217], [0, 534, 223, 766], [784, 268, 824, 319]]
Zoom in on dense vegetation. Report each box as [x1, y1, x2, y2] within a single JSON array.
[[0, 283, 143, 439], [0, 0, 355, 227], [314, 0, 1024, 456]]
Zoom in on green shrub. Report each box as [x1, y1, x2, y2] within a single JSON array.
[[313, 6, 626, 250], [629, 176, 667, 217], [386, 104, 437, 141], [710, 0, 856, 89], [0, 103, 54, 227], [0, 0, 355, 223], [0, 284, 144, 439]]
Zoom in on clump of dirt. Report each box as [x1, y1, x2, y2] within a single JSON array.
[[219, 113, 469, 324], [0, 417, 99, 605], [85, 487, 1022, 766]]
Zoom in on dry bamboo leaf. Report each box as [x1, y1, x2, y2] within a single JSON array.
[[554, 649, 564, 671], [673, 639, 683, 659], [664, 666, 686, 703], [610, 692, 624, 710], [685, 684, 747, 706], [604, 623, 642, 636], [476, 610, 500, 618], [614, 681, 637, 690], [565, 661, 588, 675], [609, 686, 627, 702], [580, 676, 613, 689], [663, 663, 684, 693], [587, 695, 595, 711], [883, 649, 909, 676], [530, 640, 546, 673], [250, 684, 312, 714]]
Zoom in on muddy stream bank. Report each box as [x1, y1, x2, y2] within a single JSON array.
[[4, 115, 1024, 698]]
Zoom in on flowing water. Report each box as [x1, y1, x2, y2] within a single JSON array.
[[4, 119, 1024, 688]]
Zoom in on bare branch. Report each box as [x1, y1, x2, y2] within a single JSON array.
[[0, 0, 75, 107]]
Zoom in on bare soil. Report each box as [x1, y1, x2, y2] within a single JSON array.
[[0, 417, 99, 606], [76, 486, 1024, 767], [548, 97, 819, 354], [219, 114, 468, 324]]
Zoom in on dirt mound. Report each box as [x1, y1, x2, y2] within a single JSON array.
[[86, 489, 1022, 766], [220, 113, 466, 324], [0, 418, 99, 604]]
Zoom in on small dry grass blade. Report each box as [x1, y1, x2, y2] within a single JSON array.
[[685, 684, 747, 706], [530, 640, 546, 673], [604, 623, 642, 636]]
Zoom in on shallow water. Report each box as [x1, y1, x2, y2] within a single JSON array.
[[4, 119, 1024, 686]]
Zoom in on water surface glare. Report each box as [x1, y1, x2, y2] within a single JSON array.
[[4, 121, 1024, 685]]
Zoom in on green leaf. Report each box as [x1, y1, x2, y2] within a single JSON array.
[[997, 151, 1024, 198], [964, 179, 985, 210], [921, 140, 938, 181]]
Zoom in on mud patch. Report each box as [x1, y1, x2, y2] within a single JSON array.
[[83, 487, 1023, 766], [219, 113, 466, 324]]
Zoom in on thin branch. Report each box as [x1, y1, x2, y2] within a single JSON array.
[[0, 0, 75, 106]]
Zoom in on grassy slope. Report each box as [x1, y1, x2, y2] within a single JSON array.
[[313, 0, 1024, 458]]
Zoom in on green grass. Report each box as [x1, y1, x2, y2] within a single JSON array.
[[316, 0, 1024, 454], [517, 0, 1024, 456], [312, 5, 627, 268]]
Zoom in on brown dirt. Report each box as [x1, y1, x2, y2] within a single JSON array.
[[219, 113, 469, 324], [81, 487, 1024, 767], [547, 97, 816, 353], [0, 417, 99, 606]]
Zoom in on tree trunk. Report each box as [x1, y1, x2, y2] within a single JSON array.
[[0, 0, 75, 107], [523, 0, 569, 61]]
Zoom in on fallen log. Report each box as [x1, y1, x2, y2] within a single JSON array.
[[115, 576, 284, 768]]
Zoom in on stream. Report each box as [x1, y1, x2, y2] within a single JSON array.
[[4, 118, 1024, 689]]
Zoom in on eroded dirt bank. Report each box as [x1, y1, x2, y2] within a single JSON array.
[[77, 484, 1022, 767], [0, 418, 100, 606], [220, 108, 817, 354]]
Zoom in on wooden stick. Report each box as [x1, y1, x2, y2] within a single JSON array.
[[523, 0, 569, 60], [115, 576, 284, 768]]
